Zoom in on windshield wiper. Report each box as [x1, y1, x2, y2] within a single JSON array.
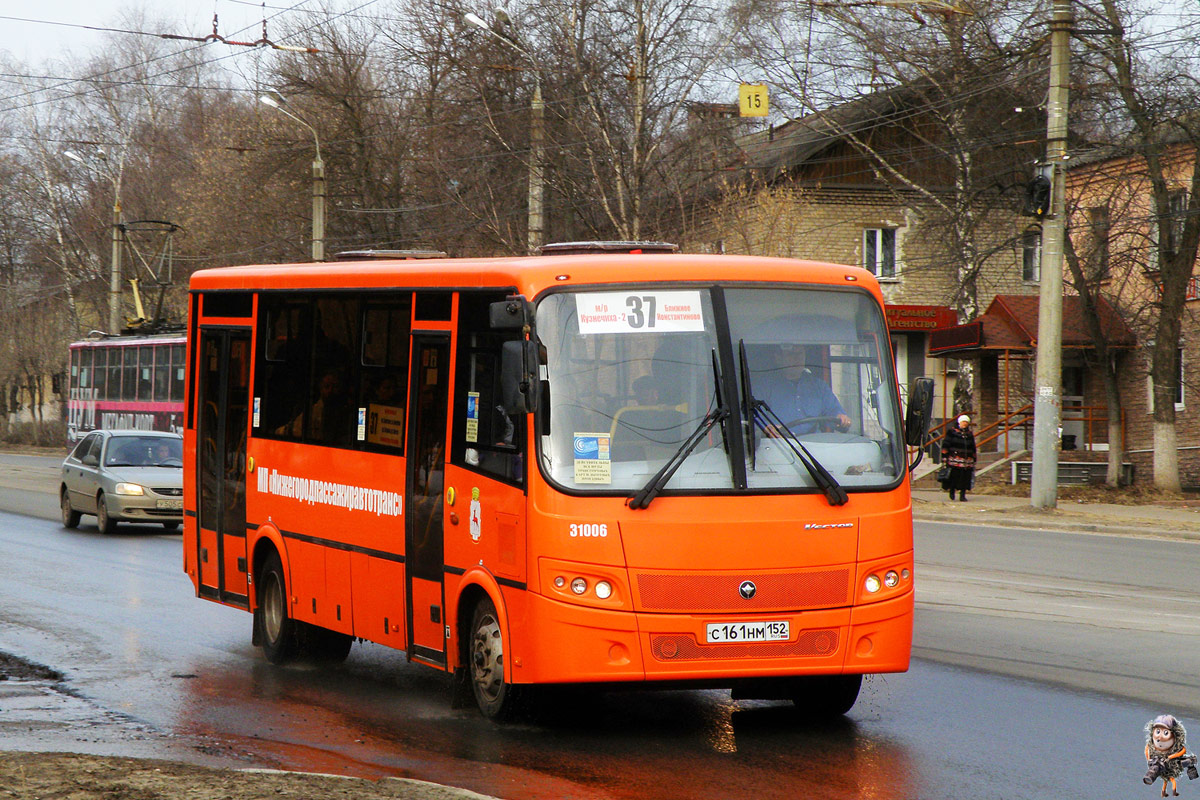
[[628, 352, 730, 510], [738, 341, 758, 471], [736, 340, 848, 507]]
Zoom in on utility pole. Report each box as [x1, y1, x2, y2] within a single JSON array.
[[528, 81, 545, 253], [109, 199, 123, 333], [1030, 0, 1072, 509], [260, 92, 326, 262], [312, 155, 326, 262], [463, 11, 545, 254]]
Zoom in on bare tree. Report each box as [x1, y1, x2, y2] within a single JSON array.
[[741, 0, 1047, 413], [1074, 0, 1200, 491]]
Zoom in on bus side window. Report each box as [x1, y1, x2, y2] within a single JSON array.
[[92, 349, 107, 401], [306, 298, 358, 446], [123, 347, 137, 401], [258, 300, 311, 440], [138, 347, 153, 401], [107, 348, 121, 401], [360, 300, 411, 453], [154, 345, 171, 401], [170, 344, 185, 403], [452, 293, 525, 484]]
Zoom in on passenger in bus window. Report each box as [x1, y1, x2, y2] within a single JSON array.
[[309, 370, 350, 443], [759, 344, 851, 435], [632, 374, 661, 407], [277, 369, 349, 443]]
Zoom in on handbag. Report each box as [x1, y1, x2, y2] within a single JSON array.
[[936, 465, 949, 483]]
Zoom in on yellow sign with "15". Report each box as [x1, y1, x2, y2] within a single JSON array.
[[739, 83, 769, 117]]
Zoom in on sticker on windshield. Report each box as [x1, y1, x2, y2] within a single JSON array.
[[465, 392, 480, 443], [576, 291, 704, 334], [573, 432, 612, 484]]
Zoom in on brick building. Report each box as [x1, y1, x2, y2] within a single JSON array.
[[686, 87, 1041, 427], [1062, 139, 1200, 486]]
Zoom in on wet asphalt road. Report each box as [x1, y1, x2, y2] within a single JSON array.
[[0, 454, 1195, 798]]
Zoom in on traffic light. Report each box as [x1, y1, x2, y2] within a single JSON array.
[[1023, 175, 1052, 218]]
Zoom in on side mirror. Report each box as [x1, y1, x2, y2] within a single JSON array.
[[490, 295, 532, 330], [500, 340, 540, 414], [81, 453, 99, 467], [904, 377, 935, 446]]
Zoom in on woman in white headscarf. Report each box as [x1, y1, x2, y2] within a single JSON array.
[[941, 414, 977, 501]]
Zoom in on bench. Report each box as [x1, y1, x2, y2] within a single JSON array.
[[1010, 460, 1133, 485]]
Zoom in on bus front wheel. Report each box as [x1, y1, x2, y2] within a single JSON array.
[[792, 674, 862, 716], [256, 551, 300, 664], [469, 597, 520, 720]]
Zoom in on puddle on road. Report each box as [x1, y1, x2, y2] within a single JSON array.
[[0, 650, 248, 766]]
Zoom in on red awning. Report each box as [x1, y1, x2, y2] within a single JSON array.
[[929, 294, 1136, 357]]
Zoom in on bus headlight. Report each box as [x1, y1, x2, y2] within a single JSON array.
[[864, 574, 881, 594], [114, 483, 145, 496], [595, 581, 613, 599], [884, 570, 899, 588], [570, 577, 588, 595]]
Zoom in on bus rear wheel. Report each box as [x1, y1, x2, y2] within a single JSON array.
[[469, 597, 520, 720], [792, 674, 862, 717], [256, 551, 300, 664]]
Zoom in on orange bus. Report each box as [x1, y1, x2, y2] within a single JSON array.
[[183, 246, 933, 719]]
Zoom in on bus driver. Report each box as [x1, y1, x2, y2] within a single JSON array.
[[758, 344, 851, 435]]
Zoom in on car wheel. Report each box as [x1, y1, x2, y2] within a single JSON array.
[[60, 488, 81, 529], [791, 674, 863, 717], [96, 493, 118, 535], [256, 551, 300, 664], [160, 522, 180, 532], [469, 597, 521, 720]]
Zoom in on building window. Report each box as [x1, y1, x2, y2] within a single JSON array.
[[1147, 346, 1185, 412], [1161, 189, 1187, 265], [863, 228, 897, 278], [1088, 205, 1110, 281], [1022, 229, 1041, 282]]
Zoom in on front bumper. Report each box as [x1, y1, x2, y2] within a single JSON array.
[[107, 491, 184, 523], [507, 588, 913, 685]]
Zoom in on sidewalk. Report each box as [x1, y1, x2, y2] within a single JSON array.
[[912, 486, 1200, 539]]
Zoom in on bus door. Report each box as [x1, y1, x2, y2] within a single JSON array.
[[405, 334, 451, 665], [196, 327, 252, 608]]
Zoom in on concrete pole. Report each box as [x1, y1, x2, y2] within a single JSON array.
[[109, 200, 122, 333], [1030, 0, 1072, 509], [312, 156, 326, 262], [528, 81, 545, 254]]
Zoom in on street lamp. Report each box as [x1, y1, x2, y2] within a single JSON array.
[[259, 91, 326, 262], [66, 149, 123, 334], [464, 10, 544, 253]]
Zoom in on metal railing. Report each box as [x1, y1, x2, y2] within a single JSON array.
[[921, 404, 1122, 461]]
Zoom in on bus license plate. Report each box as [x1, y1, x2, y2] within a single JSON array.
[[156, 499, 183, 510], [706, 620, 789, 644]]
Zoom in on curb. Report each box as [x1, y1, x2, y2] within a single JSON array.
[[913, 510, 1200, 540]]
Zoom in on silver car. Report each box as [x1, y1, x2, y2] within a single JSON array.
[[60, 430, 184, 534]]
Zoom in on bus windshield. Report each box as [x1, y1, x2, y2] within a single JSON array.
[[537, 286, 904, 494]]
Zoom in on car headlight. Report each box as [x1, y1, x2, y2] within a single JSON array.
[[114, 482, 145, 496]]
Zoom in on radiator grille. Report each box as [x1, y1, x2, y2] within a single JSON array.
[[152, 487, 183, 497], [650, 629, 839, 662], [634, 569, 851, 613]]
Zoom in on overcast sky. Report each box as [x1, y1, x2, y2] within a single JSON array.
[[0, 2, 305, 65]]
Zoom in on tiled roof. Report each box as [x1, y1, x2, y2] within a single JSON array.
[[930, 294, 1136, 355]]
